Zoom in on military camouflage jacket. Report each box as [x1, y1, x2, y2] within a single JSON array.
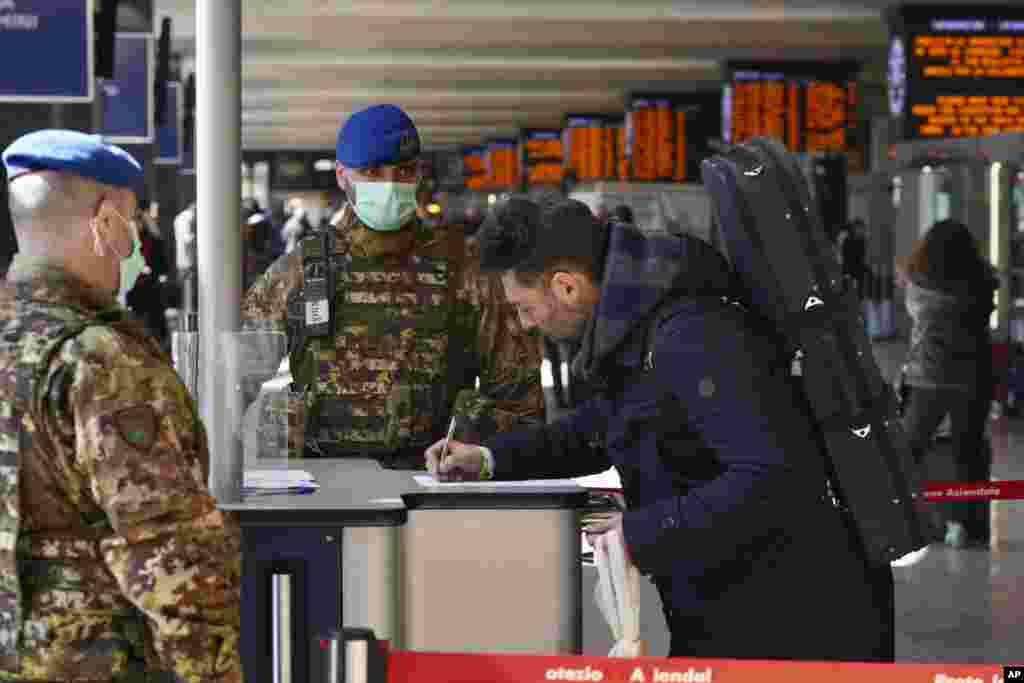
[[0, 256, 242, 682], [241, 207, 544, 456]]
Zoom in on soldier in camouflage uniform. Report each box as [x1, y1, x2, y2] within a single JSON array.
[[0, 130, 242, 682], [241, 104, 543, 463]]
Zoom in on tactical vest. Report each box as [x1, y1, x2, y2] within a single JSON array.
[[0, 298, 152, 679], [289, 227, 459, 457]]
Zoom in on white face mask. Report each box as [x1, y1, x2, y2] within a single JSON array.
[[350, 181, 418, 232], [98, 207, 148, 303]]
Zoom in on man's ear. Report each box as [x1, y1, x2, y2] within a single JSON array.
[[335, 161, 348, 193], [550, 271, 582, 304]]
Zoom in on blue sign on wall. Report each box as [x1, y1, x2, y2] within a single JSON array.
[[0, 0, 94, 102], [180, 122, 195, 175], [155, 81, 182, 165], [102, 33, 154, 144]]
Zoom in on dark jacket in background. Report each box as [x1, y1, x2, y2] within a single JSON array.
[[126, 224, 171, 345], [486, 224, 892, 660], [903, 269, 998, 389]]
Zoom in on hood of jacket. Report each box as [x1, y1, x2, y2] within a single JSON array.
[[572, 225, 738, 381]]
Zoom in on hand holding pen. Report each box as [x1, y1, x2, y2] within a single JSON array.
[[439, 414, 457, 471], [425, 416, 486, 481]]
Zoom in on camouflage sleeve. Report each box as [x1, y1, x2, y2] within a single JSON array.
[[55, 327, 242, 683], [455, 245, 546, 437], [240, 248, 303, 334]]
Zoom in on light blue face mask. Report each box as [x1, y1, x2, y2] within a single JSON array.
[[350, 181, 418, 232], [108, 208, 148, 303]]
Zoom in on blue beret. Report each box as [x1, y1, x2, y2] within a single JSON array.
[[2, 129, 143, 194], [336, 104, 420, 168]]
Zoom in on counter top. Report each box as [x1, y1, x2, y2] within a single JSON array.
[[218, 458, 587, 527]]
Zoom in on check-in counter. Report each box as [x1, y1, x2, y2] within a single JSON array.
[[220, 460, 587, 683]]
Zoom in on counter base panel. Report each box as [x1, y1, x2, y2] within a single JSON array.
[[401, 508, 582, 654]]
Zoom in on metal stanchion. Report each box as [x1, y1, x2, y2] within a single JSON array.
[[312, 629, 384, 683], [196, 0, 242, 503], [272, 574, 293, 683]]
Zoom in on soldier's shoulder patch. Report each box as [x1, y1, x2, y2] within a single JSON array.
[[111, 405, 158, 452]]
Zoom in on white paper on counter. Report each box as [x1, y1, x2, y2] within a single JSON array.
[[413, 474, 581, 489], [573, 467, 622, 490], [244, 469, 320, 490]]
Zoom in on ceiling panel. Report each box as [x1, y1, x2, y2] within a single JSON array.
[[155, 0, 906, 151]]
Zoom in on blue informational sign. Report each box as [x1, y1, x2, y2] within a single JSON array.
[[180, 124, 195, 175], [102, 33, 154, 144], [155, 81, 182, 165], [0, 0, 94, 102]]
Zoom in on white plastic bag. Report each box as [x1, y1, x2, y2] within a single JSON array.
[[592, 528, 645, 657]]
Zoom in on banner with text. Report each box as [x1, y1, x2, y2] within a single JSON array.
[[0, 0, 94, 102]]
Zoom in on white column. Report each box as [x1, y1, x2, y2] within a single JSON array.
[[196, 0, 242, 502]]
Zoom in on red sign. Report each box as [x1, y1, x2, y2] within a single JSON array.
[[387, 650, 1013, 683]]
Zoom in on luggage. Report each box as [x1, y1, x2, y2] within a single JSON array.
[[701, 136, 932, 566]]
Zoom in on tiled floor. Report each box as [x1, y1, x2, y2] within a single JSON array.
[[847, 337, 1023, 663], [893, 413, 1024, 664]]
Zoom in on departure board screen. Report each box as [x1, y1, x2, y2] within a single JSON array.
[[520, 129, 563, 186], [626, 92, 720, 183], [628, 97, 675, 181], [889, 5, 1024, 139], [462, 146, 486, 190], [613, 121, 627, 180], [486, 140, 519, 188], [564, 115, 612, 181], [723, 62, 859, 154]]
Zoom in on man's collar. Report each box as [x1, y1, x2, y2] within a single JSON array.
[[5, 254, 119, 312]]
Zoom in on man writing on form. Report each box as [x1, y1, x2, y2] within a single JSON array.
[[426, 197, 895, 661]]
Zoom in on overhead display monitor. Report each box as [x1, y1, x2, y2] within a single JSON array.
[[723, 61, 860, 155], [485, 139, 519, 189], [462, 146, 486, 191], [888, 4, 1024, 140], [625, 92, 721, 183], [520, 129, 563, 186], [563, 115, 612, 182]]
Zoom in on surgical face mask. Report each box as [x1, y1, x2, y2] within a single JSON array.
[[102, 207, 148, 303], [350, 181, 418, 232]]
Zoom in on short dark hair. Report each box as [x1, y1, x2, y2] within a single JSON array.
[[477, 197, 606, 288]]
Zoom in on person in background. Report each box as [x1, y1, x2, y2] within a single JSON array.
[[280, 197, 313, 255], [125, 197, 172, 348], [241, 201, 275, 292], [0, 129, 241, 682], [462, 205, 485, 238], [897, 218, 998, 548], [427, 197, 895, 661], [839, 218, 868, 300]]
